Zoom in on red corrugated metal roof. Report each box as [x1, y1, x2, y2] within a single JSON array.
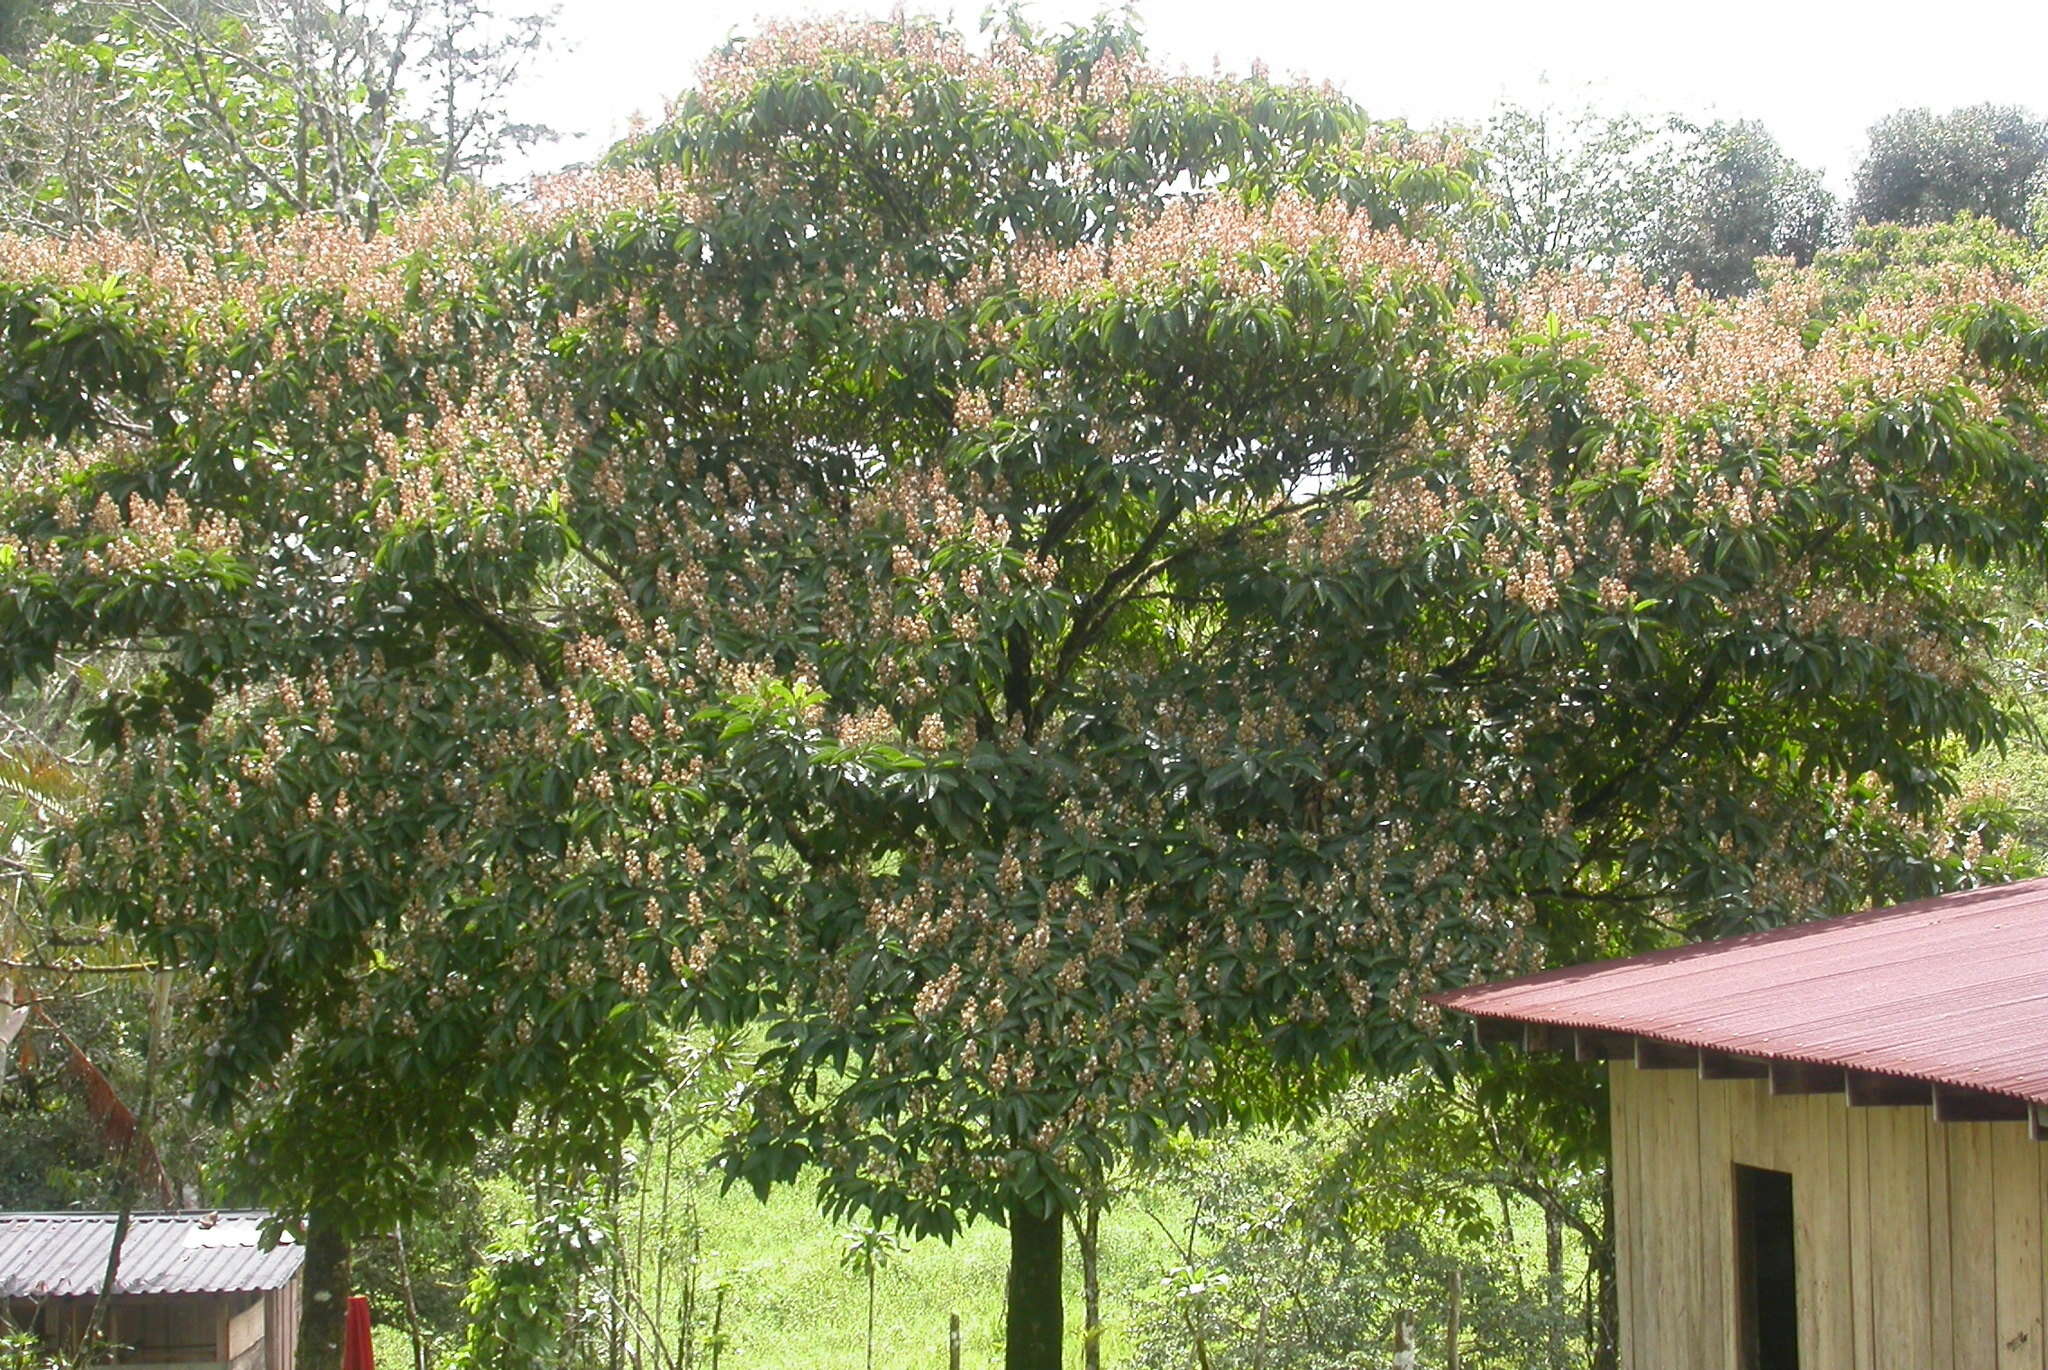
[[0, 1211, 302, 1299], [1429, 876, 2048, 1103]]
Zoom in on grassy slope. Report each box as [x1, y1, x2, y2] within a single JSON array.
[[364, 1178, 1184, 1369]]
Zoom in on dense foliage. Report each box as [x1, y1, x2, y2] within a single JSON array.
[[4, 14, 2048, 1365], [1132, 1058, 1603, 1369]]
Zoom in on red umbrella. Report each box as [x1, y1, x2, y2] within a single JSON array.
[[341, 1294, 374, 1370]]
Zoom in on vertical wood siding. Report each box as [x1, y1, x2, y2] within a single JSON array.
[[1614, 1059, 1642, 1370], [1610, 1062, 2046, 1370], [264, 1277, 302, 1370]]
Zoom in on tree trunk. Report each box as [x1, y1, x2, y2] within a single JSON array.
[[1005, 1203, 1063, 1370], [1496, 1188, 1522, 1282], [1390, 1307, 1415, 1367], [297, 1215, 352, 1370], [1544, 1208, 1566, 1370]]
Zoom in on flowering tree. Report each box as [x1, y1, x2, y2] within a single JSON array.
[[4, 16, 2048, 1367]]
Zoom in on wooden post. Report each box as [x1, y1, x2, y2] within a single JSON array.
[[1447, 1270, 1463, 1370], [948, 1312, 961, 1370]]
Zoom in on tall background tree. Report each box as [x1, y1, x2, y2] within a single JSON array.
[[1851, 103, 2048, 233], [1465, 101, 1681, 285], [0, 0, 555, 242], [1467, 102, 1837, 296], [1651, 118, 1835, 295]]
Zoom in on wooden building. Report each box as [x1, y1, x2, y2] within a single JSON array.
[[0, 1211, 304, 1369], [1433, 878, 2048, 1370]]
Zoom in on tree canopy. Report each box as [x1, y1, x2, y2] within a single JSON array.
[[4, 15, 2048, 1366]]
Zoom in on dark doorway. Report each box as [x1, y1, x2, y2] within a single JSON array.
[[1735, 1164, 1800, 1370]]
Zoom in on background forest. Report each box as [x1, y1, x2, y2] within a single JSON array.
[[2, 4, 2048, 1370]]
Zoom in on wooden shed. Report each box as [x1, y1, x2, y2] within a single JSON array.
[[0, 1211, 304, 1368], [1432, 877, 2048, 1370]]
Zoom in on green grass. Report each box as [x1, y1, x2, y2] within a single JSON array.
[[364, 1179, 1185, 1370]]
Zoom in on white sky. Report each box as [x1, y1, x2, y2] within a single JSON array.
[[509, 0, 2048, 189]]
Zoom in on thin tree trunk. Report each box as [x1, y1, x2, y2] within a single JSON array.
[[75, 1205, 133, 1367], [1545, 1208, 1566, 1370], [608, 1164, 625, 1370], [75, 971, 169, 1369], [1447, 1269, 1462, 1370], [1005, 1204, 1063, 1370], [1070, 1201, 1102, 1370], [1081, 1204, 1097, 1367], [296, 1214, 352, 1370], [395, 1222, 428, 1370], [678, 1225, 699, 1370], [1591, 1166, 1620, 1370], [1497, 1188, 1522, 1282]]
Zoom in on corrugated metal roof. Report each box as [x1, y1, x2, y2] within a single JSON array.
[[0, 1212, 303, 1299], [1430, 876, 2048, 1103]]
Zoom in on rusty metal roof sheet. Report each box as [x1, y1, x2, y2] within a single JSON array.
[[0, 1212, 302, 1299], [1429, 876, 2048, 1103]]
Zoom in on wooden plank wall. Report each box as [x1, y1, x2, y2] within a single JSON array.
[[264, 1276, 302, 1370], [225, 1294, 267, 1360], [1610, 1062, 2046, 1370]]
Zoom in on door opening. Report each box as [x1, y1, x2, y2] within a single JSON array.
[[1735, 1163, 1799, 1370]]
